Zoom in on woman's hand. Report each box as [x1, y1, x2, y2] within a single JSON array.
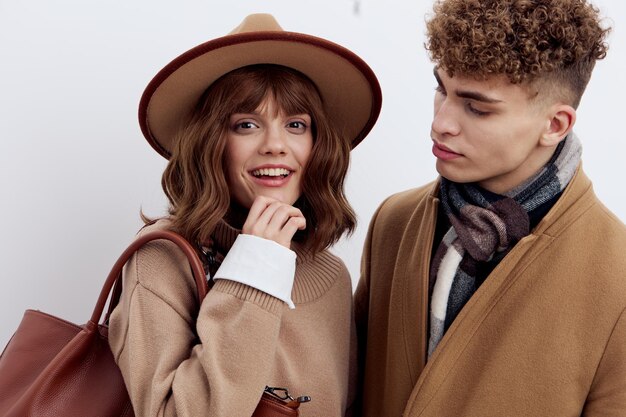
[[242, 196, 306, 249]]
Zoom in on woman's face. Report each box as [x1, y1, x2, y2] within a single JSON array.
[[224, 97, 314, 208]]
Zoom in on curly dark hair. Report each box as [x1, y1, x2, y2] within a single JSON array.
[[426, 0, 610, 106]]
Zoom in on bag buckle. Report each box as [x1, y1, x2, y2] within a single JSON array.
[[264, 386, 311, 403]]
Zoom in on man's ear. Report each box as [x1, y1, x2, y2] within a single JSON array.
[[540, 104, 576, 147]]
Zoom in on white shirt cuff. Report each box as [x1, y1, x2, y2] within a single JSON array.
[[213, 234, 297, 309]]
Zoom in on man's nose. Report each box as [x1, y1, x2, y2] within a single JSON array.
[[432, 98, 461, 137]]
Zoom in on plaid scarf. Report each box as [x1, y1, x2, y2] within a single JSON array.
[[428, 134, 582, 357]]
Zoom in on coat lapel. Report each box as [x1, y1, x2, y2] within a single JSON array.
[[390, 182, 439, 385], [403, 168, 595, 416]]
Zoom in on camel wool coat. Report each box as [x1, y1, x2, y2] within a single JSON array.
[[355, 167, 626, 417]]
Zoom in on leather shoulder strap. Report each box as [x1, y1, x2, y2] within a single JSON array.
[[95, 230, 208, 327]]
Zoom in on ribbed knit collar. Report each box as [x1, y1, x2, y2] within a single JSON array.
[[210, 219, 240, 254], [210, 220, 339, 305]]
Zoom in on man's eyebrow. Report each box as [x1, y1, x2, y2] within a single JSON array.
[[433, 68, 503, 104], [433, 68, 444, 87], [456, 89, 503, 104]]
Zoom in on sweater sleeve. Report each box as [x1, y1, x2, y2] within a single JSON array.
[[582, 306, 626, 417], [108, 238, 285, 417], [214, 234, 296, 308]]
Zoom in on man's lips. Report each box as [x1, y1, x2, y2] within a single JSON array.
[[432, 142, 462, 161]]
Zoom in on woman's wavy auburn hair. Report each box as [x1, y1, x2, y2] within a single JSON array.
[[425, 0, 610, 107], [159, 64, 355, 254]]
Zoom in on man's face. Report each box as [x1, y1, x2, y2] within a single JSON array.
[[431, 68, 555, 194]]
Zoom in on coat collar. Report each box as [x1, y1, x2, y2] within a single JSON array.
[[402, 165, 596, 415], [390, 179, 441, 384]]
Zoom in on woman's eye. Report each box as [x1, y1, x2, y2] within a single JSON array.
[[232, 121, 258, 132], [286, 121, 308, 133], [237, 121, 256, 129]]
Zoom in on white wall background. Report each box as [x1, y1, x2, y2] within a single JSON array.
[[1, 0, 624, 348]]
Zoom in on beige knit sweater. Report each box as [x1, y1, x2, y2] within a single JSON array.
[[109, 219, 356, 417]]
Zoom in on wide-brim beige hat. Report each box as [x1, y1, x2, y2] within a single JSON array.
[[139, 13, 382, 159]]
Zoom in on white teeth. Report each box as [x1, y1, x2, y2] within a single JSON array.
[[251, 168, 291, 177]]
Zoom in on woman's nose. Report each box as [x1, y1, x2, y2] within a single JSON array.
[[259, 126, 287, 155]]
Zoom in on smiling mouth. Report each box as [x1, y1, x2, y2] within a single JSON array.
[[251, 167, 292, 179]]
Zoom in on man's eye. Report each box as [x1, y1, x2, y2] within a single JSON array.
[[467, 103, 489, 116], [435, 85, 447, 96]]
